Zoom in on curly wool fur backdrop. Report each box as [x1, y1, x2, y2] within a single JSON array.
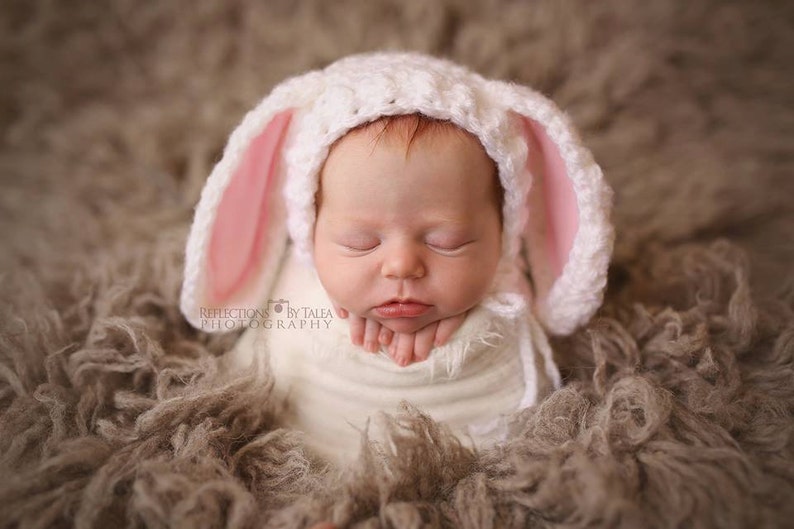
[[0, 1, 792, 528]]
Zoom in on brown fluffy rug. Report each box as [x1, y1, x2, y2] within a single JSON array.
[[1, 1, 792, 527]]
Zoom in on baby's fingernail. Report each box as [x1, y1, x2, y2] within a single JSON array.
[[365, 341, 377, 352]]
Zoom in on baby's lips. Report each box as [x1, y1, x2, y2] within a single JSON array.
[[373, 301, 431, 318]]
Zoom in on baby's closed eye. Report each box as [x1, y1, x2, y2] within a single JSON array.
[[337, 234, 380, 252], [424, 234, 475, 254]]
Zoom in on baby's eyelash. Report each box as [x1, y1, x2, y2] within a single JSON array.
[[341, 241, 380, 252], [426, 240, 473, 253]]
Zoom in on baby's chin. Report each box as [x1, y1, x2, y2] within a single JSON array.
[[376, 316, 434, 335]]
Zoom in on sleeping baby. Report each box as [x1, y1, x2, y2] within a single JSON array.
[[180, 52, 614, 464]]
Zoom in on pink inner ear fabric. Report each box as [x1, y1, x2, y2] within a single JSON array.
[[207, 110, 293, 305], [525, 118, 579, 279]]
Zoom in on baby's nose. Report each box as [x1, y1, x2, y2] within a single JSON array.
[[381, 241, 425, 280]]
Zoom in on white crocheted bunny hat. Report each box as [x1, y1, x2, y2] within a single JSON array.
[[181, 52, 614, 336]]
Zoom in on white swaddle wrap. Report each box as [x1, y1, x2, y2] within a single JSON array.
[[228, 247, 560, 464]]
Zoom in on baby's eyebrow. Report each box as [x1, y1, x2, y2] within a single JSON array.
[[330, 216, 381, 228], [420, 215, 477, 229]]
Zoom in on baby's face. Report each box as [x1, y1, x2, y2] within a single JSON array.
[[313, 124, 502, 334]]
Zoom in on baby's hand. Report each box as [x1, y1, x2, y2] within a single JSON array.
[[387, 312, 467, 367], [333, 304, 394, 353], [332, 303, 467, 367]]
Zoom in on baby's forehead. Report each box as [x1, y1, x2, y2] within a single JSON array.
[[316, 114, 504, 223]]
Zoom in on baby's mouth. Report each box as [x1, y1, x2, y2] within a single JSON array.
[[373, 299, 431, 318]]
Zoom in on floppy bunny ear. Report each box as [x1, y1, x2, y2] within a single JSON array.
[[207, 110, 292, 306], [180, 104, 296, 331], [519, 115, 578, 298], [500, 85, 614, 336]]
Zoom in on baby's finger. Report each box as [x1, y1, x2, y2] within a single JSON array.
[[378, 326, 394, 346], [363, 318, 381, 353], [394, 333, 415, 367], [348, 315, 365, 347], [413, 322, 438, 362], [434, 311, 467, 346]]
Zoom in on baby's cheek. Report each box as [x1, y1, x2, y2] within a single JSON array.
[[314, 252, 345, 302], [436, 263, 494, 312], [317, 259, 367, 312]]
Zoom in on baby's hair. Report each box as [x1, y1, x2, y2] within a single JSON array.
[[366, 114, 479, 156]]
